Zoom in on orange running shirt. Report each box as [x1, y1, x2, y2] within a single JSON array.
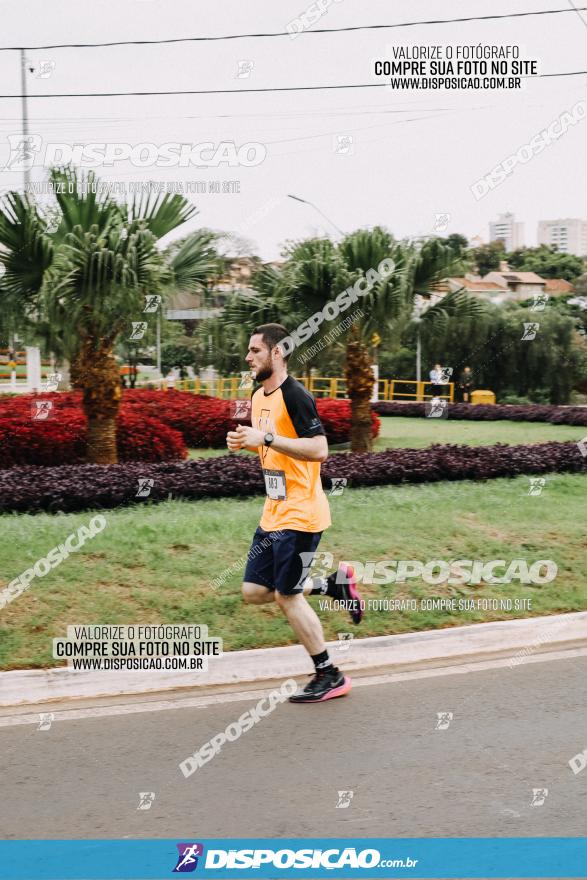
[[251, 376, 331, 533]]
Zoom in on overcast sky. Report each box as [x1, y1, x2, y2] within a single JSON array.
[[0, 0, 585, 259]]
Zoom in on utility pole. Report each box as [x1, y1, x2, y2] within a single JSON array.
[[287, 194, 345, 237], [19, 49, 31, 191], [156, 309, 162, 376]]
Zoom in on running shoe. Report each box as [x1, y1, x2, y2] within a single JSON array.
[[288, 667, 352, 703], [338, 563, 363, 625]]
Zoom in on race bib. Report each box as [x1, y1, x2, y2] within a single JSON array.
[[263, 469, 286, 500]]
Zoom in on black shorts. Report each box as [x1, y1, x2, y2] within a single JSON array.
[[243, 526, 323, 596]]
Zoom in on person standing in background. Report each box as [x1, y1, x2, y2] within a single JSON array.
[[459, 366, 474, 403]]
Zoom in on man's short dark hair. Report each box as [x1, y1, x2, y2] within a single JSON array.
[[252, 323, 291, 360]]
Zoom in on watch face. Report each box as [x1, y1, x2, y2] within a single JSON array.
[[265, 432, 274, 444]]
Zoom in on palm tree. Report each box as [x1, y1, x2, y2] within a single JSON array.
[[340, 234, 487, 449], [199, 229, 484, 452], [0, 166, 220, 463]]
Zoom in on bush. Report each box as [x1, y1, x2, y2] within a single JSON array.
[[499, 389, 551, 405], [372, 401, 587, 426], [116, 411, 187, 463], [1, 440, 585, 514], [0, 394, 187, 468], [121, 389, 233, 447], [314, 398, 380, 445], [0, 415, 87, 468], [0, 390, 379, 468], [123, 390, 380, 447]]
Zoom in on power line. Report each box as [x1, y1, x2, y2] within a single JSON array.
[[0, 70, 584, 100], [0, 7, 585, 50]]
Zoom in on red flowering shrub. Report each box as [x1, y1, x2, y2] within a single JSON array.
[[0, 415, 87, 468], [316, 398, 380, 444], [121, 389, 233, 447], [115, 411, 187, 463], [0, 389, 377, 468], [0, 394, 186, 468], [121, 390, 379, 447]]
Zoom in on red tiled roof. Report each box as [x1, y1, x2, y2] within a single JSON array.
[[450, 277, 507, 291], [544, 278, 574, 293], [500, 272, 545, 284]]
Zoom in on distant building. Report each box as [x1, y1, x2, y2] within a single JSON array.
[[436, 271, 573, 306], [543, 278, 574, 296], [165, 256, 262, 323], [537, 218, 587, 256], [489, 212, 524, 252], [440, 275, 514, 305], [483, 270, 546, 299]]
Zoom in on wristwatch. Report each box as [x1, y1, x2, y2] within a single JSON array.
[[263, 432, 275, 447]]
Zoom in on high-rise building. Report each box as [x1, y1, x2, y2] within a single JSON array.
[[489, 212, 524, 252], [537, 218, 587, 256]]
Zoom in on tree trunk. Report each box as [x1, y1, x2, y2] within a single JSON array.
[[349, 394, 373, 452], [345, 330, 374, 453], [72, 336, 122, 464]]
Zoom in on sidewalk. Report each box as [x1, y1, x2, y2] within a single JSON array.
[[2, 612, 586, 710]]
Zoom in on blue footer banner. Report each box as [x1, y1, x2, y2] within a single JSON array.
[[1, 838, 587, 879]]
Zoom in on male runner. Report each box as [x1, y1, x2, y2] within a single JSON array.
[[226, 323, 363, 703]]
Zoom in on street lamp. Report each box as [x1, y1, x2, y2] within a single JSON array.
[[412, 296, 431, 394], [287, 194, 345, 237]]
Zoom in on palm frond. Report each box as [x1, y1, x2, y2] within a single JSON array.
[[50, 167, 124, 236], [126, 190, 198, 240], [0, 191, 53, 302], [168, 230, 220, 292]]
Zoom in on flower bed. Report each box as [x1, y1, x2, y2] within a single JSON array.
[[372, 401, 587, 426], [1, 441, 584, 514], [0, 390, 379, 467], [0, 404, 187, 468]]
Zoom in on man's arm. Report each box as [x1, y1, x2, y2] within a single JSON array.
[[268, 432, 328, 463], [230, 425, 328, 462]]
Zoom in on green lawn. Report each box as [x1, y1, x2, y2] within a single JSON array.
[[372, 416, 587, 449], [1, 471, 585, 670], [189, 416, 587, 459]]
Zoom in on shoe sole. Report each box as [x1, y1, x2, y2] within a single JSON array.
[[344, 565, 363, 625], [289, 675, 352, 703]]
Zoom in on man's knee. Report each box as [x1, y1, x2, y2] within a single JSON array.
[[274, 590, 303, 610], [242, 581, 273, 604]]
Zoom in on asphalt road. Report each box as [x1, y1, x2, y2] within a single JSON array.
[[1, 654, 586, 841]]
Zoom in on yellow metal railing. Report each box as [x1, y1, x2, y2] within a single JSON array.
[[388, 379, 454, 403], [153, 376, 454, 402]]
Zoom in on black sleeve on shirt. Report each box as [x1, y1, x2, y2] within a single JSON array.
[[281, 376, 326, 438]]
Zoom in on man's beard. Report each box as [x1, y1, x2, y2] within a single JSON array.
[[254, 359, 273, 382]]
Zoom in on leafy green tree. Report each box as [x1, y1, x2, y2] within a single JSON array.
[[445, 233, 469, 253], [471, 240, 506, 276], [506, 245, 584, 281], [211, 229, 481, 451], [573, 273, 587, 297], [0, 167, 220, 463], [423, 302, 581, 404]]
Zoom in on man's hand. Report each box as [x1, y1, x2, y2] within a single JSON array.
[[235, 424, 265, 449], [226, 425, 265, 452], [226, 430, 245, 452]]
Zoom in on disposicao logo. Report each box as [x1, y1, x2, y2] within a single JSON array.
[[173, 843, 204, 872]]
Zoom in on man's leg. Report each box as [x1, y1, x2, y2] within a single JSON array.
[[303, 565, 364, 626], [270, 530, 352, 702], [273, 591, 325, 656], [241, 527, 276, 605], [276, 588, 351, 702], [242, 582, 275, 605]]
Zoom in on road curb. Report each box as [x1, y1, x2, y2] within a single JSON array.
[[2, 612, 586, 708]]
